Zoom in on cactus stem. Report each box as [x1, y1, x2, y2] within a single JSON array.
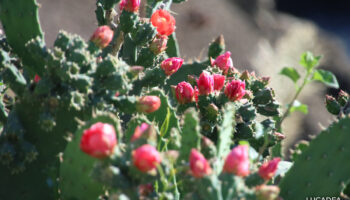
[[112, 31, 124, 56]]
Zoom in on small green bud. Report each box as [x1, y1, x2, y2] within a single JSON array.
[[337, 90, 349, 107], [325, 95, 341, 115]]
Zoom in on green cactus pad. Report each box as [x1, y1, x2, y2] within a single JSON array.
[[280, 117, 350, 199], [59, 115, 120, 199], [0, 0, 44, 74], [179, 108, 201, 162]]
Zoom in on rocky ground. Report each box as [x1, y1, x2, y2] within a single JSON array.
[[18, 0, 350, 154]]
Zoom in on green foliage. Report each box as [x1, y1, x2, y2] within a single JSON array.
[[179, 108, 201, 161], [59, 115, 120, 199], [215, 103, 236, 173], [299, 51, 321, 72], [0, 0, 44, 75], [280, 117, 350, 199], [280, 67, 300, 83], [312, 69, 339, 88], [0, 0, 346, 199]]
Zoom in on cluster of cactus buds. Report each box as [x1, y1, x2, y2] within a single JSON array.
[[0, 0, 346, 199]]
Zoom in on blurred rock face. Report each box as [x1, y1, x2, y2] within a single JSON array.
[[35, 0, 350, 152]]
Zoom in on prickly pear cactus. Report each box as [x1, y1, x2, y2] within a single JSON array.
[[0, 0, 346, 199], [280, 117, 350, 199]]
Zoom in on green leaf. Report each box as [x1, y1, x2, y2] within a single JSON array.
[[312, 69, 339, 88], [299, 51, 321, 71], [160, 108, 171, 137], [290, 100, 308, 114], [280, 67, 300, 83]]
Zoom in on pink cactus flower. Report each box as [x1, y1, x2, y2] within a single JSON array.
[[90, 25, 114, 48], [224, 80, 246, 101], [131, 123, 151, 142], [213, 74, 225, 91], [150, 34, 168, 54], [151, 9, 176, 36], [133, 144, 162, 172], [258, 158, 281, 180], [34, 75, 41, 83], [80, 122, 117, 159], [175, 81, 195, 104], [197, 71, 214, 95], [223, 145, 250, 177], [189, 149, 212, 178], [160, 57, 184, 76], [211, 51, 234, 74], [119, 0, 140, 12], [137, 96, 161, 113]]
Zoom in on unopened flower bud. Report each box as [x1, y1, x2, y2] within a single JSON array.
[[337, 90, 349, 107], [223, 145, 250, 176], [213, 74, 225, 91], [161, 57, 184, 76], [197, 71, 214, 95], [150, 34, 168, 54], [325, 95, 341, 115], [175, 81, 195, 104], [261, 76, 271, 86], [137, 96, 161, 113], [258, 158, 281, 180], [240, 70, 250, 81], [273, 132, 285, 140], [206, 103, 219, 117], [90, 26, 114, 48], [80, 122, 117, 159], [189, 149, 212, 178], [133, 144, 162, 172], [211, 51, 234, 74], [119, 0, 140, 12], [208, 34, 225, 59], [131, 123, 155, 142], [224, 80, 246, 101]]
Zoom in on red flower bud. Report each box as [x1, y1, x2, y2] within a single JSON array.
[[133, 144, 162, 172], [151, 9, 176, 36], [175, 81, 195, 104], [80, 122, 117, 159], [131, 123, 153, 142], [160, 57, 183, 76], [119, 0, 140, 12], [34, 75, 41, 83], [150, 34, 168, 54], [224, 80, 246, 101], [223, 145, 250, 176], [137, 96, 161, 113], [213, 74, 225, 91], [258, 158, 281, 180], [197, 71, 214, 95], [189, 149, 212, 178], [211, 51, 234, 74], [90, 26, 114, 48]]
